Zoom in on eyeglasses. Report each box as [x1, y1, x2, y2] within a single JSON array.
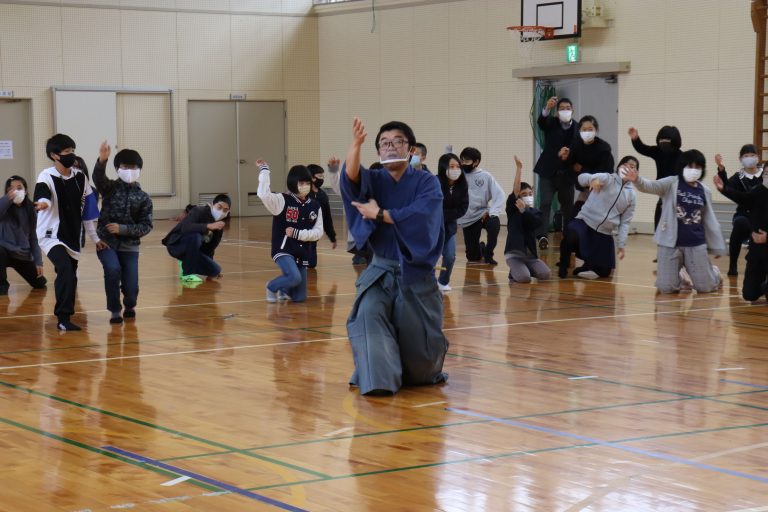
[[379, 138, 408, 149]]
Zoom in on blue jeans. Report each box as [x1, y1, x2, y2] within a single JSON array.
[[97, 248, 139, 313], [438, 234, 456, 286], [267, 255, 308, 302], [166, 233, 221, 277]]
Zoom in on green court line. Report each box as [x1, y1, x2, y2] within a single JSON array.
[[0, 415, 220, 493], [0, 379, 331, 479], [241, 418, 768, 493]]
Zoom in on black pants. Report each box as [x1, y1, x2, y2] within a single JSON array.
[[0, 246, 47, 293], [47, 245, 78, 321], [558, 226, 611, 278], [536, 170, 575, 237], [743, 245, 768, 301], [654, 199, 663, 231], [463, 216, 500, 261], [729, 215, 752, 271]]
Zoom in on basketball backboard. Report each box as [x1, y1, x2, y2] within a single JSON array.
[[521, 0, 581, 40]]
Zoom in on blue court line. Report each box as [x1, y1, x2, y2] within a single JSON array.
[[102, 446, 310, 512], [721, 379, 768, 390], [446, 408, 768, 485]]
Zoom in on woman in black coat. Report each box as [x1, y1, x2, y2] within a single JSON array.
[[436, 153, 469, 292]]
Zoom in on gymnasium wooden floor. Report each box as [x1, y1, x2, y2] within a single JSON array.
[[1, 216, 767, 511]]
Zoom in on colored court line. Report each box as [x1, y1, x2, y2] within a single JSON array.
[[238, 419, 768, 494], [447, 408, 768, 485], [0, 379, 331, 479], [103, 446, 309, 512], [721, 379, 768, 390], [0, 415, 219, 493]]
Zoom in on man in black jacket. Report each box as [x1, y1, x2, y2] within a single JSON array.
[[533, 96, 577, 249], [162, 195, 230, 283]]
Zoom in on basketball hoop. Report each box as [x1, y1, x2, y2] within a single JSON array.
[[507, 25, 555, 59]]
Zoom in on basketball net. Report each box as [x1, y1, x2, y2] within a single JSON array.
[[507, 26, 555, 60]]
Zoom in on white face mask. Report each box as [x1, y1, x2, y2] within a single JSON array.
[[447, 168, 462, 181], [297, 184, 311, 197], [210, 205, 227, 221], [618, 166, 632, 180], [12, 189, 25, 205], [521, 195, 534, 208], [683, 167, 702, 183], [741, 156, 759, 170], [118, 167, 141, 183], [580, 130, 596, 143], [558, 110, 573, 123]]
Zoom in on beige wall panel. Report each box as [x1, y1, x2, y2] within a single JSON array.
[[62, 7, 122, 86], [176, 0, 230, 11], [282, 17, 318, 91], [120, 0, 176, 9], [486, 0, 520, 84], [664, 0, 719, 74], [177, 12, 232, 90], [285, 90, 319, 166], [379, 86, 413, 128], [318, 14, 349, 91], [0, 5, 64, 87], [231, 15, 283, 91], [449, 0, 487, 86], [346, 12, 381, 90], [231, 0, 282, 13], [717, 0, 755, 71], [282, 0, 313, 15], [117, 93, 173, 195], [319, 88, 349, 162], [412, 4, 450, 88], [614, 0, 666, 76], [377, 8, 414, 91], [716, 68, 754, 163], [121, 10, 178, 88], [449, 83, 487, 155], [413, 85, 451, 162]]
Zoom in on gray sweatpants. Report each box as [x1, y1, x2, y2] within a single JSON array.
[[505, 252, 551, 283], [656, 244, 720, 293]]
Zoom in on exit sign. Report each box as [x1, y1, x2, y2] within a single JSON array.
[[566, 44, 580, 63]]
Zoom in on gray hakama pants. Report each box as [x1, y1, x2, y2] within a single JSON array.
[[347, 255, 449, 395]]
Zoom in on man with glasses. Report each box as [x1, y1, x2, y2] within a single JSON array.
[[340, 118, 449, 396]]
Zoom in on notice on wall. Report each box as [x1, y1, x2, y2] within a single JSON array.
[[0, 140, 12, 159]]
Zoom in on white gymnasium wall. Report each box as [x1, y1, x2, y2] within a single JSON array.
[[0, 0, 318, 216], [317, 0, 755, 231]]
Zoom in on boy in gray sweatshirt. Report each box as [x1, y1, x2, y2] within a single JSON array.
[[456, 147, 506, 265]]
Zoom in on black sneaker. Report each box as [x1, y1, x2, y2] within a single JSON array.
[[57, 320, 82, 331], [484, 256, 498, 265], [727, 266, 738, 277], [123, 309, 136, 319], [558, 264, 568, 279], [478, 241, 487, 260], [537, 236, 549, 250], [109, 315, 124, 325]]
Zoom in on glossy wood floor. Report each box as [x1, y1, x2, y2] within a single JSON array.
[[1, 217, 767, 512]]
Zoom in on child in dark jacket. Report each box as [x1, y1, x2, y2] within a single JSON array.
[[162, 197, 230, 283], [0, 175, 47, 295], [436, 153, 468, 292], [92, 142, 153, 323], [504, 156, 550, 283], [257, 160, 323, 303]]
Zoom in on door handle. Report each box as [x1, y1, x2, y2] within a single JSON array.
[[239, 159, 247, 165]]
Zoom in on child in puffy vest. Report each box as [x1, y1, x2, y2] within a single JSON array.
[[257, 160, 324, 303]]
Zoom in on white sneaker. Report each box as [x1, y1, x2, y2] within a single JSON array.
[[576, 270, 599, 280], [277, 290, 290, 301], [266, 286, 278, 303], [437, 283, 451, 293], [679, 267, 693, 291], [713, 265, 723, 290]]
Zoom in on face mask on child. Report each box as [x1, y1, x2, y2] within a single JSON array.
[[521, 195, 534, 208], [557, 110, 572, 123], [118, 168, 141, 183], [297, 184, 311, 197], [447, 168, 462, 181], [683, 167, 702, 183], [410, 154, 422, 168], [211, 205, 227, 221], [741, 156, 759, 170], [12, 189, 25, 205], [580, 131, 596, 143]]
